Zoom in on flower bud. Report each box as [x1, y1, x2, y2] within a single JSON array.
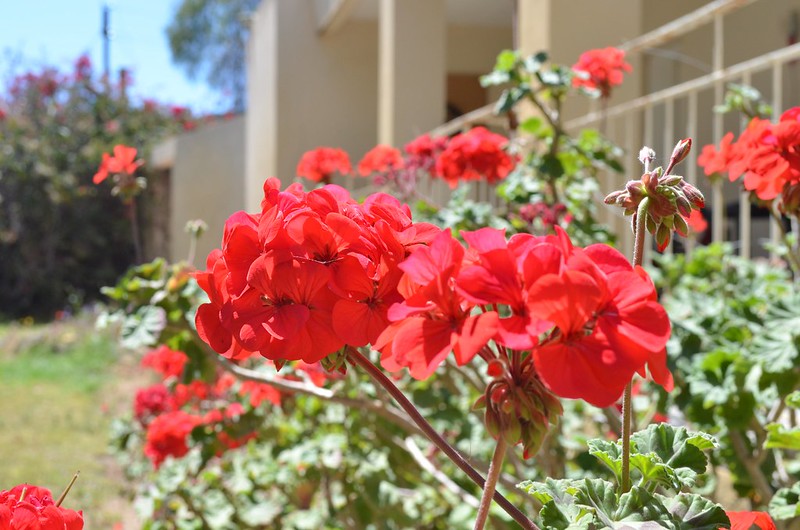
[[680, 181, 706, 209], [661, 174, 683, 186], [487, 359, 505, 378], [656, 222, 671, 252], [675, 194, 692, 218], [604, 190, 624, 204], [669, 138, 692, 168], [674, 213, 689, 237]]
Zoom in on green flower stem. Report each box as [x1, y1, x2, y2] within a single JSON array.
[[474, 437, 507, 530], [622, 197, 651, 493], [348, 348, 539, 530]]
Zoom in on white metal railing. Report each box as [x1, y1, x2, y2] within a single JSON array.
[[566, 2, 798, 259], [421, 0, 796, 259]]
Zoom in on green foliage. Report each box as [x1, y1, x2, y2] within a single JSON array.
[[714, 83, 772, 120], [520, 425, 728, 529], [770, 482, 800, 520], [0, 58, 183, 320], [166, 0, 260, 111], [654, 243, 800, 507], [423, 50, 620, 245]]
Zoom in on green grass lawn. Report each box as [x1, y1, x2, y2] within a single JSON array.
[[0, 316, 146, 528]]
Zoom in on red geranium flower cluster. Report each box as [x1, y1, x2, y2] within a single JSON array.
[[0, 484, 83, 530], [92, 144, 143, 184], [572, 47, 632, 98], [434, 126, 516, 188], [357, 145, 405, 176], [195, 178, 440, 363], [376, 226, 672, 407], [141, 345, 188, 379], [134, 383, 174, 423], [143, 410, 202, 468], [197, 179, 671, 410], [698, 108, 800, 208], [404, 133, 448, 174], [296, 147, 352, 183]]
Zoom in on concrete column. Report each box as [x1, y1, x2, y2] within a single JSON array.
[[245, 0, 279, 212], [378, 0, 446, 146]]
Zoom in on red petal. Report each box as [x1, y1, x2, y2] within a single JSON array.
[[452, 312, 499, 365], [534, 339, 633, 407]]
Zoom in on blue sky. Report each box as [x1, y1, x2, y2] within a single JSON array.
[[0, 1, 223, 113]]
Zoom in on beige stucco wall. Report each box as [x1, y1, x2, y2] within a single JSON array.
[[170, 116, 246, 265], [246, 0, 379, 210]]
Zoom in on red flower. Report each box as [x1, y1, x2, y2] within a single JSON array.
[[723, 511, 777, 530], [134, 384, 174, 423], [700, 111, 800, 201], [296, 147, 352, 183], [92, 153, 111, 184], [434, 127, 515, 188], [527, 243, 672, 407], [456, 228, 563, 350], [404, 134, 447, 173], [0, 484, 84, 530], [375, 230, 499, 379], [687, 208, 708, 234], [141, 346, 188, 380], [239, 381, 281, 408], [106, 145, 142, 175], [144, 410, 201, 468], [572, 47, 632, 98], [358, 145, 405, 176], [230, 253, 343, 363], [698, 132, 735, 176], [172, 380, 212, 408], [93, 144, 143, 185]]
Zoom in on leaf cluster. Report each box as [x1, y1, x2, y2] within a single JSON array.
[[519, 424, 728, 529]]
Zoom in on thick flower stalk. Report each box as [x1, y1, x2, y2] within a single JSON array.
[[604, 138, 702, 492]]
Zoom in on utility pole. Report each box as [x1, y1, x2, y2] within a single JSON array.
[[102, 3, 111, 82]]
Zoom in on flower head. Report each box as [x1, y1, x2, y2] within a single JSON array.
[[357, 145, 404, 176], [605, 140, 705, 251], [296, 147, 352, 183], [434, 127, 516, 188], [572, 47, 632, 98]]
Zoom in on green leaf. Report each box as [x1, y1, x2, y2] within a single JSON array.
[[765, 423, 800, 450], [614, 487, 673, 525], [769, 483, 800, 520], [630, 424, 717, 489], [523, 51, 548, 73], [518, 477, 580, 506], [587, 439, 623, 481], [494, 49, 518, 72], [786, 391, 800, 409], [519, 116, 544, 135], [661, 493, 729, 529], [120, 305, 167, 349]]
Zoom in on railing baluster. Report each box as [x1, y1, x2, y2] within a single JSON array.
[[712, 14, 725, 245], [686, 91, 698, 256], [739, 71, 752, 259], [663, 98, 675, 255], [770, 62, 784, 257], [622, 112, 636, 258]]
